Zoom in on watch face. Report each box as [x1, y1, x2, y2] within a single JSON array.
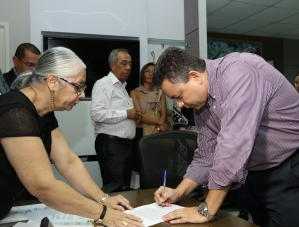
[[198, 202, 207, 212]]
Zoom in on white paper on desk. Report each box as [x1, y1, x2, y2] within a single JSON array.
[[1, 204, 92, 226], [125, 202, 184, 227], [14, 223, 81, 227], [0, 204, 44, 224], [13, 223, 38, 227]]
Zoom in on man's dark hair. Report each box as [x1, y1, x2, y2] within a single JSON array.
[[140, 62, 155, 85], [296, 72, 299, 78], [152, 47, 206, 90], [14, 43, 41, 60], [244, 47, 257, 54]]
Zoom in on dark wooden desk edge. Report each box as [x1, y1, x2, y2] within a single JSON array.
[[13, 189, 258, 227]]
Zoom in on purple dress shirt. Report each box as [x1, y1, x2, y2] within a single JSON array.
[[184, 52, 299, 190]]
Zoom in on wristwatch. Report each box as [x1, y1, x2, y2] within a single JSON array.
[[197, 202, 215, 221]]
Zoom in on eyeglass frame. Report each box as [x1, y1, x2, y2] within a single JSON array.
[[17, 57, 37, 68], [60, 78, 87, 96]]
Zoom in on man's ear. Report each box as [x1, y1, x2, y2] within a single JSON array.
[[188, 71, 201, 81], [12, 56, 19, 67], [110, 62, 115, 71]]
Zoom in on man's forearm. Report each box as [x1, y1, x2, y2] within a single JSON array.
[[176, 178, 200, 198], [205, 184, 231, 215]]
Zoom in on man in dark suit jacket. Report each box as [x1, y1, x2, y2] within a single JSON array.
[[0, 69, 10, 95], [3, 43, 41, 87]]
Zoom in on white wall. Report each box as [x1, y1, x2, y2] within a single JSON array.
[[0, 0, 31, 70], [29, 0, 185, 157], [0, 22, 10, 72]]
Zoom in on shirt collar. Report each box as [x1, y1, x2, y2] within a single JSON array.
[[108, 71, 127, 87], [13, 67, 19, 77]]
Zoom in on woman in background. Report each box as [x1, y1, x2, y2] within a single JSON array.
[[0, 47, 143, 227], [130, 62, 169, 172], [172, 101, 196, 131]]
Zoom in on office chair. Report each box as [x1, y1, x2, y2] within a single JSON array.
[[138, 130, 203, 199]]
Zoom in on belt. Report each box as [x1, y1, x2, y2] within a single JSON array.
[[98, 134, 133, 145]]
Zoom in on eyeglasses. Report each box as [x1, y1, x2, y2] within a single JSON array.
[[17, 57, 37, 68], [60, 78, 87, 96]]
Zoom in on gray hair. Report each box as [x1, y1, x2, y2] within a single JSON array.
[[11, 47, 86, 89], [108, 48, 129, 64], [152, 47, 206, 90]]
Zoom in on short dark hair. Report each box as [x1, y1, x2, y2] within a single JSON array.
[[152, 47, 206, 90], [244, 47, 257, 54], [14, 43, 41, 60], [140, 62, 155, 85], [296, 72, 299, 78]]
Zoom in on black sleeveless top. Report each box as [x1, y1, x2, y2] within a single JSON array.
[[0, 90, 58, 219]]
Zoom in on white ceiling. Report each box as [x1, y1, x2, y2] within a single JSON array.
[[207, 0, 299, 40]]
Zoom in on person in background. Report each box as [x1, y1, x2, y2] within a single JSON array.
[[294, 72, 299, 93], [152, 47, 299, 227], [172, 101, 196, 132], [0, 47, 143, 227], [0, 69, 10, 95], [91, 49, 141, 190], [3, 43, 41, 87], [130, 62, 169, 172]]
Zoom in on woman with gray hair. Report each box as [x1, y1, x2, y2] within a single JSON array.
[[0, 47, 143, 227]]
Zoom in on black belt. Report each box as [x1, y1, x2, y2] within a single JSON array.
[[98, 134, 133, 145]]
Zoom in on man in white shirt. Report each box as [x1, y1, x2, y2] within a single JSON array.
[[91, 49, 141, 189]]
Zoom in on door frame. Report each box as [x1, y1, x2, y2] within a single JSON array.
[[0, 21, 10, 72]]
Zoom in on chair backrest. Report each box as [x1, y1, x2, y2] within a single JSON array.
[[138, 130, 198, 189]]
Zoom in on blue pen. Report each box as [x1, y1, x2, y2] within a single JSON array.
[[162, 170, 167, 195]]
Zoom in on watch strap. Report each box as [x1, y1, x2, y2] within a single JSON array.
[[198, 202, 215, 221]]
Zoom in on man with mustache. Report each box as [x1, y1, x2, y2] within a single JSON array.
[[91, 49, 140, 190]]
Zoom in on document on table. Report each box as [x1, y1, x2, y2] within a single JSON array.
[[1, 202, 183, 227], [125, 202, 184, 227], [0, 204, 92, 226]]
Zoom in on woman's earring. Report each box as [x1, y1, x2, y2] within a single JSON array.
[[51, 90, 55, 111]]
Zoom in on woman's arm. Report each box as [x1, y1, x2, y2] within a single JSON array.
[[50, 127, 104, 202], [1, 131, 143, 226], [159, 93, 167, 123], [2, 135, 103, 219], [130, 89, 164, 127]]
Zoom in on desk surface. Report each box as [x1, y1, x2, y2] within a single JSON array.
[[109, 189, 258, 227], [14, 189, 258, 227]]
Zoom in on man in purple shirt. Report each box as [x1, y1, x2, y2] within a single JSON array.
[[153, 47, 299, 227]]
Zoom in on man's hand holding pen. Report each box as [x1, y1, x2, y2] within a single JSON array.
[[154, 186, 180, 207]]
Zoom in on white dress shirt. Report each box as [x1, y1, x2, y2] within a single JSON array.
[[90, 72, 136, 139]]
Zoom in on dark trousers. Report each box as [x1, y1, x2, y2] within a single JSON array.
[[132, 127, 143, 172], [95, 134, 132, 188], [237, 178, 248, 213], [247, 151, 299, 227]]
